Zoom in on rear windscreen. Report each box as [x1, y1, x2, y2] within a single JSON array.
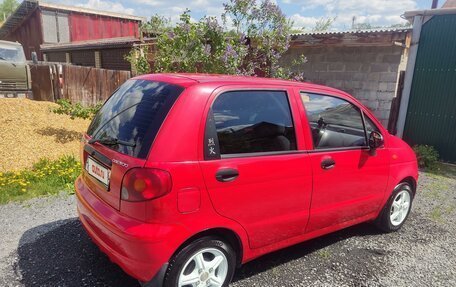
[[87, 80, 184, 158]]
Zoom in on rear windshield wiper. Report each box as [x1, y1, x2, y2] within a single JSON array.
[[88, 136, 136, 147]]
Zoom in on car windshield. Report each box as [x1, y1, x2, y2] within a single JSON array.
[[0, 44, 26, 62], [87, 79, 184, 159]]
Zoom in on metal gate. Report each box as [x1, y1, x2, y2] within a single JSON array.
[[403, 14, 456, 163]]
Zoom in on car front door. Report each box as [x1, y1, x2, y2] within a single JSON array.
[[296, 91, 390, 233], [199, 87, 313, 249]]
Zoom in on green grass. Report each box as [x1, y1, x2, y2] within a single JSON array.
[[316, 249, 331, 260], [426, 162, 456, 179], [0, 155, 81, 204], [430, 207, 443, 223]]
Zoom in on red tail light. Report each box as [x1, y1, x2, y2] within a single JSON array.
[[121, 168, 172, 202]]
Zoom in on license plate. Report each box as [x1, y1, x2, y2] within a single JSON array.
[[85, 157, 111, 186]]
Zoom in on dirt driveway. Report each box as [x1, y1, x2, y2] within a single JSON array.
[[0, 167, 455, 287]]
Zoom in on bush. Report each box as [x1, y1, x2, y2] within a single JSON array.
[[124, 45, 151, 75], [0, 155, 81, 204], [140, 0, 306, 80], [52, 99, 102, 120], [413, 145, 439, 168]]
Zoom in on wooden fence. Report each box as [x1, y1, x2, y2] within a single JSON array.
[[62, 65, 131, 106], [29, 64, 59, 102], [29, 63, 131, 106]]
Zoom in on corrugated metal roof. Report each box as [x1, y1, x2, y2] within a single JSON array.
[[0, 0, 38, 39], [0, 0, 144, 39], [291, 27, 411, 36], [40, 37, 139, 51]]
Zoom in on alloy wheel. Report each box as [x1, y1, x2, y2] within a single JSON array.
[[390, 189, 411, 226], [178, 248, 228, 287]]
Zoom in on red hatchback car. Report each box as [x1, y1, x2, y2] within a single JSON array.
[[75, 74, 418, 287]]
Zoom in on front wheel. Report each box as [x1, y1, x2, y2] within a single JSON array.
[[375, 183, 413, 232], [164, 237, 236, 287]]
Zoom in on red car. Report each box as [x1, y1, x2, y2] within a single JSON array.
[[75, 74, 418, 287]]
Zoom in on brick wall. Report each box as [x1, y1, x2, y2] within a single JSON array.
[[282, 46, 404, 127]]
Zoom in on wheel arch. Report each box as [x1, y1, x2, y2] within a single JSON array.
[[172, 227, 244, 267], [400, 176, 417, 196]]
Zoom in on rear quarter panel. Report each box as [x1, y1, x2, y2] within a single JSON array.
[[145, 83, 251, 261]]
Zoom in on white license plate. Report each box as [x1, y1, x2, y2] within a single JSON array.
[[85, 157, 111, 186]]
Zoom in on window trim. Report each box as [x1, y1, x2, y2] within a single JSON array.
[[204, 88, 298, 160], [299, 91, 377, 152], [221, 145, 372, 158]]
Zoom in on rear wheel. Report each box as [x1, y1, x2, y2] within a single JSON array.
[[164, 237, 236, 287], [375, 183, 413, 232]]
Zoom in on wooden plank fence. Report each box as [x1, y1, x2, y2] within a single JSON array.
[[62, 65, 131, 106], [29, 63, 131, 106], [29, 64, 56, 102]]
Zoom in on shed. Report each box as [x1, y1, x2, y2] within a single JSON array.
[[396, 5, 456, 162], [0, 0, 143, 61], [282, 28, 411, 128]]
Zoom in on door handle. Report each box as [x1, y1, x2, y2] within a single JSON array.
[[216, 168, 239, 182], [321, 158, 336, 170]]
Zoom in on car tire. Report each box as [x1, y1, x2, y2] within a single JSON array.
[[375, 183, 413, 232], [164, 237, 236, 287]]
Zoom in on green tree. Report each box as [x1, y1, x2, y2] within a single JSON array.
[[313, 16, 336, 32], [124, 45, 151, 75], [138, 0, 306, 80], [222, 0, 296, 78], [389, 22, 411, 28], [141, 14, 172, 37], [154, 10, 246, 74], [0, 0, 18, 22]]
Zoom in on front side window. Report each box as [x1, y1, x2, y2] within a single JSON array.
[[206, 90, 297, 157], [364, 115, 379, 134], [300, 93, 367, 149]]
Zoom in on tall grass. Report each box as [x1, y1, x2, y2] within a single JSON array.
[[0, 155, 81, 204]]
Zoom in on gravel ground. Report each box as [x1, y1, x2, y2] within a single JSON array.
[[0, 168, 455, 287], [0, 99, 89, 172]]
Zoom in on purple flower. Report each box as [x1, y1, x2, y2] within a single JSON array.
[[203, 44, 211, 56], [206, 17, 221, 32], [179, 23, 191, 33], [221, 44, 238, 63]]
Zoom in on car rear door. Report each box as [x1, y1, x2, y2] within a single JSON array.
[[199, 86, 313, 249], [82, 79, 184, 210], [295, 89, 390, 232]]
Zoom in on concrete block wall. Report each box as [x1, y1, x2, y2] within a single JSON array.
[[282, 46, 403, 127]]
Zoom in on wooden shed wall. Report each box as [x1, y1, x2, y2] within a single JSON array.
[[6, 9, 43, 60], [69, 13, 139, 42]]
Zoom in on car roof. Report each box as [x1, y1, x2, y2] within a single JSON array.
[[134, 73, 345, 93], [133, 73, 383, 130]]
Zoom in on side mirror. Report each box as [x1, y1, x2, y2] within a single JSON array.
[[368, 131, 384, 150]]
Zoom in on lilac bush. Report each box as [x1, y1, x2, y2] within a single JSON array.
[[149, 0, 305, 80]]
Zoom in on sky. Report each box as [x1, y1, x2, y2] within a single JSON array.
[[50, 0, 439, 31]]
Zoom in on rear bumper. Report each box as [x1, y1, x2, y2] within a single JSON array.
[[75, 176, 186, 283]]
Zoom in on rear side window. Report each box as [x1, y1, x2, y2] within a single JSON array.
[[205, 90, 297, 158], [300, 93, 366, 149], [87, 80, 183, 158]]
